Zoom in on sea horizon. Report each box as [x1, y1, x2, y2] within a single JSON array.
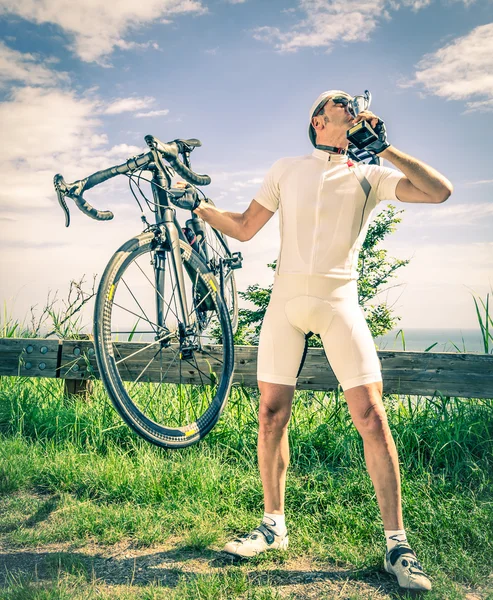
[[375, 327, 488, 353]]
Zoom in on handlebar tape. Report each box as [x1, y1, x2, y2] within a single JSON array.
[[145, 135, 211, 186], [169, 158, 211, 186], [83, 165, 120, 191], [73, 192, 114, 222], [71, 175, 114, 221], [54, 152, 154, 226]]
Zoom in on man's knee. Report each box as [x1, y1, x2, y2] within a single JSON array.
[[354, 403, 390, 438], [258, 382, 294, 430]]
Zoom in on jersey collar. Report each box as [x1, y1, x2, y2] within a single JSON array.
[[312, 148, 349, 163]]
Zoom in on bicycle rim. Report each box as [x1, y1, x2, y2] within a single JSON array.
[[94, 231, 235, 448]]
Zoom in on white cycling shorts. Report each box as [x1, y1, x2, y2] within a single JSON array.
[[257, 274, 382, 391]]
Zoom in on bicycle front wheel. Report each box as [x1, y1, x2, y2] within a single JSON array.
[[94, 231, 235, 448]]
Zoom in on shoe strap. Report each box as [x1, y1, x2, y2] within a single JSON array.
[[255, 523, 275, 544], [388, 544, 416, 566]]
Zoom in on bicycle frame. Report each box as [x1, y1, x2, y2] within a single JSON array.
[[150, 166, 194, 331], [151, 164, 238, 338]]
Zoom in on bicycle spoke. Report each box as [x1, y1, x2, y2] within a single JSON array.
[[163, 278, 179, 327], [112, 302, 160, 331], [190, 288, 213, 316], [168, 260, 181, 326], [115, 338, 162, 366], [128, 346, 164, 392], [135, 256, 180, 324], [185, 360, 201, 423], [121, 277, 157, 335], [197, 347, 224, 367], [113, 330, 157, 335], [143, 345, 181, 413], [185, 354, 210, 386], [113, 342, 135, 382]]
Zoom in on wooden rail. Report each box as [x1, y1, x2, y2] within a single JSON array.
[[0, 337, 492, 399]]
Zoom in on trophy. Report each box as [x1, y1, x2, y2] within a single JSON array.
[[346, 90, 380, 150]]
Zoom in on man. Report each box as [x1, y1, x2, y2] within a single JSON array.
[[177, 90, 453, 592]]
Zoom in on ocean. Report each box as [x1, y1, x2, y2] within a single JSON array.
[[374, 328, 488, 354]]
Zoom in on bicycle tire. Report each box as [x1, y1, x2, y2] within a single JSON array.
[[93, 231, 235, 448]]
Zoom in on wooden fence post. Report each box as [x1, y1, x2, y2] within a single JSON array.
[[63, 334, 94, 400]]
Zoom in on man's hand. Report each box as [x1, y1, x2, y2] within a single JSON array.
[[169, 181, 201, 211], [352, 110, 391, 155]]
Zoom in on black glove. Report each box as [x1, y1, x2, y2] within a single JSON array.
[[366, 119, 391, 154], [168, 185, 201, 211]]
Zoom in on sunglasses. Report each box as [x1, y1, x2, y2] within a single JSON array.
[[314, 96, 351, 116]]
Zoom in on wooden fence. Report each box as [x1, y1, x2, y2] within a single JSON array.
[[1, 337, 492, 399]]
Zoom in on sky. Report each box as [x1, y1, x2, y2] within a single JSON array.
[[0, 0, 492, 333]]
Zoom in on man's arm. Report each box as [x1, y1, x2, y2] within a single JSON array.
[[378, 146, 453, 204], [352, 110, 453, 204], [193, 199, 274, 241]]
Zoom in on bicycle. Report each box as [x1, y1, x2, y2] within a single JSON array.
[[54, 135, 243, 448]]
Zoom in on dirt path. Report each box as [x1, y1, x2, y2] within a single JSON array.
[[0, 539, 488, 599]]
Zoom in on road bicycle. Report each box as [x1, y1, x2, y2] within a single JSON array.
[[54, 135, 243, 448]]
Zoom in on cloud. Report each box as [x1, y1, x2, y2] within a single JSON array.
[[105, 144, 143, 157], [0, 0, 207, 63], [229, 177, 263, 192], [0, 87, 143, 212], [406, 23, 493, 109], [114, 40, 160, 52], [403, 202, 493, 226], [135, 109, 170, 118], [252, 0, 389, 53], [102, 97, 169, 118], [464, 98, 493, 114], [0, 86, 100, 164], [0, 52, 152, 321], [466, 179, 493, 186], [104, 97, 155, 115], [0, 51, 148, 214], [0, 41, 69, 87]]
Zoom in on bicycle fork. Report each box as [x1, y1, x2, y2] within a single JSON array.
[[161, 207, 191, 330]]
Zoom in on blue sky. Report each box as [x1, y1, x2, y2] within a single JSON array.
[[0, 0, 492, 331]]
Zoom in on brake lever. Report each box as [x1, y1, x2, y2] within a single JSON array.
[[182, 151, 191, 169], [168, 187, 188, 198], [54, 174, 71, 228]]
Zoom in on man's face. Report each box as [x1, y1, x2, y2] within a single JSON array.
[[316, 93, 355, 128]]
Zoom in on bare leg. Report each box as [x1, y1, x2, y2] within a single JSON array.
[[344, 381, 403, 530], [257, 380, 295, 515]]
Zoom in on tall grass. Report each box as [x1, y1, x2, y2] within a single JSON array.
[[1, 376, 491, 483]]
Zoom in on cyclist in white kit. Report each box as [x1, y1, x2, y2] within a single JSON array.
[[185, 89, 453, 592]]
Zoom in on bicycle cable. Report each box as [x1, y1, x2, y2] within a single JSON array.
[[126, 172, 146, 214], [126, 169, 208, 212]]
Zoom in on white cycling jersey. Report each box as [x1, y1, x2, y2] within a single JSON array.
[[254, 148, 405, 280]]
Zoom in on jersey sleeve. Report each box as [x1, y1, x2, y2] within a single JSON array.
[[365, 164, 405, 205], [253, 159, 287, 213]]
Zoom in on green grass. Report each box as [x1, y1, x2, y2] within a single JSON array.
[[0, 376, 492, 599]]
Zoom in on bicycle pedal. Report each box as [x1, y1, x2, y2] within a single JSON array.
[[180, 349, 195, 360], [223, 252, 243, 270]]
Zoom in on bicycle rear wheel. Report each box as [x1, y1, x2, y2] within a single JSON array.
[[94, 231, 235, 448]]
